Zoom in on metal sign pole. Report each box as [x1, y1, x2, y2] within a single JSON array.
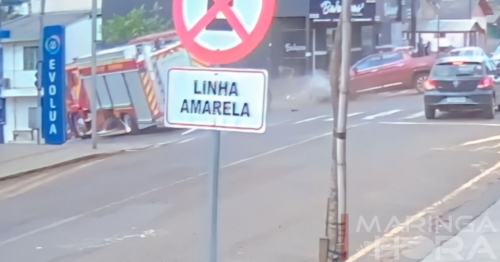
[[36, 0, 46, 144], [91, 0, 97, 149], [209, 129, 221, 262]]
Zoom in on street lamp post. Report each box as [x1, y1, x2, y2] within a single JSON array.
[[90, 0, 97, 149]]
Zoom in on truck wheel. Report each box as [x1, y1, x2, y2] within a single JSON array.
[[413, 72, 429, 93], [425, 106, 436, 119], [122, 114, 139, 134]]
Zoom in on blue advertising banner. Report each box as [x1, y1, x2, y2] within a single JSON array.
[[41, 25, 66, 145]]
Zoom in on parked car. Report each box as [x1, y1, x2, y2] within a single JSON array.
[[349, 51, 435, 97], [449, 46, 488, 59], [423, 56, 500, 119]]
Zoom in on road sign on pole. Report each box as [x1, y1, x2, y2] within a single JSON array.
[[41, 25, 66, 145], [172, 1, 275, 261], [172, 0, 276, 65], [165, 67, 268, 133]]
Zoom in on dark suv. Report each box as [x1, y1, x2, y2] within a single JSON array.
[[423, 56, 500, 119]]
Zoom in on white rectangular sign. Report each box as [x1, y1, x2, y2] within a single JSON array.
[[165, 67, 268, 133]]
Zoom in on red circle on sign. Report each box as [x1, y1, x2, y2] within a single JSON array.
[[173, 0, 276, 65]]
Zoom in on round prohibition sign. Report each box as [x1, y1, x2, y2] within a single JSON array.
[[173, 0, 276, 64]]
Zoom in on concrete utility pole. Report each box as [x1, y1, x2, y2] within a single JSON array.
[[335, 0, 352, 259], [90, 0, 97, 149], [324, 0, 351, 261], [36, 0, 46, 144], [325, 19, 342, 262]]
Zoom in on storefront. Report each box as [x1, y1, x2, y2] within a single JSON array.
[[228, 0, 309, 79], [309, 0, 377, 71]]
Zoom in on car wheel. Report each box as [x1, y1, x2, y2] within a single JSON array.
[[482, 98, 495, 119], [425, 105, 436, 119], [413, 72, 429, 93]]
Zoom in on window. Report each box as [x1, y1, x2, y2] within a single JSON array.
[[356, 55, 382, 70], [23, 46, 38, 70], [486, 61, 497, 75], [381, 52, 403, 64], [431, 62, 483, 77]]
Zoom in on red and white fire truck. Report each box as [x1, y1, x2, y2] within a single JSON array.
[[66, 31, 208, 139]]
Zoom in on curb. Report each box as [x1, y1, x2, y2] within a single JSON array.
[[0, 143, 161, 182], [0, 150, 125, 182]]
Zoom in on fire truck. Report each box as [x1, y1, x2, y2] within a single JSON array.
[[66, 31, 208, 139]]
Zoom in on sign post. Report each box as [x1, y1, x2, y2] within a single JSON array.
[[41, 25, 66, 145], [172, 1, 276, 261]]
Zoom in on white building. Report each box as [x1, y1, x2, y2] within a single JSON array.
[[0, 10, 93, 143]]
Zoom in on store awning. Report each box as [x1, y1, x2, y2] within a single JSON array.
[[403, 19, 483, 33]]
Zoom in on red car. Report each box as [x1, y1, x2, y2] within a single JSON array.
[[350, 50, 436, 98]]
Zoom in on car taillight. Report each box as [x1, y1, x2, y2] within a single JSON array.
[[478, 77, 493, 88], [424, 79, 436, 90]]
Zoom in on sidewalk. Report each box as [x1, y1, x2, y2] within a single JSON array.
[[421, 199, 500, 261], [0, 138, 155, 180]]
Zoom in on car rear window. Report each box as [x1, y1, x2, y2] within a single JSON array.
[[450, 50, 475, 56], [431, 62, 483, 77]]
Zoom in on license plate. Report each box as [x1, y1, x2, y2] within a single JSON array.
[[446, 97, 466, 103]]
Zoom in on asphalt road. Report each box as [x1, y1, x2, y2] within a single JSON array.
[[2, 89, 500, 262]]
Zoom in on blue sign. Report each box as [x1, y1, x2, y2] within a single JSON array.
[[0, 47, 4, 144], [41, 25, 66, 145]]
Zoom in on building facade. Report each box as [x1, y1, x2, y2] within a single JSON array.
[[0, 11, 93, 143]]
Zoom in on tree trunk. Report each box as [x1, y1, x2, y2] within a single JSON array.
[[327, 19, 343, 262]]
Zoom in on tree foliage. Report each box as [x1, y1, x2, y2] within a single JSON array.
[[102, 2, 173, 44]]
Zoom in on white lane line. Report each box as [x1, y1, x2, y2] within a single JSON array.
[[177, 138, 195, 144], [347, 160, 500, 261], [461, 135, 500, 146], [402, 111, 424, 119], [357, 86, 385, 93], [379, 121, 500, 127], [294, 115, 329, 124], [348, 112, 363, 117], [363, 110, 401, 120], [0, 131, 332, 247], [181, 129, 196, 135], [324, 112, 363, 122]]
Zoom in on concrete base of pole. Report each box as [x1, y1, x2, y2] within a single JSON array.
[[319, 238, 329, 262]]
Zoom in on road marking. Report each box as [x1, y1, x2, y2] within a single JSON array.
[[0, 131, 334, 247], [348, 112, 363, 117], [402, 111, 424, 119], [357, 86, 385, 93], [0, 159, 104, 200], [324, 112, 363, 122], [294, 115, 328, 124], [348, 160, 500, 261], [379, 121, 500, 127], [363, 110, 401, 120], [181, 129, 196, 135], [156, 140, 177, 146], [461, 135, 500, 146], [177, 138, 195, 144], [0, 172, 52, 195]]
